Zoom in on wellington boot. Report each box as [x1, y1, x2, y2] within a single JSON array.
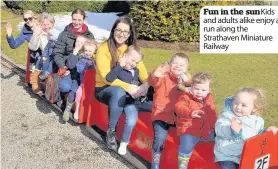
[[31, 70, 42, 94]]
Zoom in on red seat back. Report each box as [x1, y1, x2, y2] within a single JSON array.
[[239, 131, 278, 169], [77, 69, 96, 123]]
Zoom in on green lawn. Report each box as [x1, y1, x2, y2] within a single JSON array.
[[2, 10, 278, 127]]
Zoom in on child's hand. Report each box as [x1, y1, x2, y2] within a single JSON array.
[[88, 61, 93, 66], [119, 55, 127, 67], [64, 70, 70, 76], [42, 57, 47, 62], [267, 126, 278, 135], [191, 110, 204, 118], [153, 61, 170, 78], [231, 117, 243, 133]]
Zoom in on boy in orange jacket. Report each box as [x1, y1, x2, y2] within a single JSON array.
[[148, 53, 191, 169], [175, 72, 217, 169]]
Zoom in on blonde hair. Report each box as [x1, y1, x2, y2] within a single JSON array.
[[170, 53, 189, 64], [192, 72, 213, 87], [235, 88, 266, 115], [23, 10, 35, 17], [83, 39, 98, 49], [40, 12, 55, 25], [124, 45, 143, 59]]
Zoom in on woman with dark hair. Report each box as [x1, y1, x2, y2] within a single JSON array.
[[95, 16, 151, 154], [52, 8, 94, 120]]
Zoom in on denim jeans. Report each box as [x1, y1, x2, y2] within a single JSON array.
[[35, 56, 43, 70], [42, 57, 53, 77], [218, 161, 239, 169], [95, 86, 127, 130], [178, 133, 214, 169], [95, 85, 153, 143], [152, 120, 173, 154], [60, 75, 79, 102], [121, 100, 152, 142], [34, 56, 53, 77]]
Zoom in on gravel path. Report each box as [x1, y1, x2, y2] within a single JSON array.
[[1, 67, 135, 169]]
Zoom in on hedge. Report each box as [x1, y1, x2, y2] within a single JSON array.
[[3, 1, 108, 14], [130, 0, 269, 42]]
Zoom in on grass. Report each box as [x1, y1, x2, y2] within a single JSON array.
[[2, 10, 278, 127]]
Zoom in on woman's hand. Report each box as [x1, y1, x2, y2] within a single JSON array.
[[33, 24, 43, 36], [267, 126, 278, 135], [135, 82, 150, 97], [153, 61, 170, 78], [231, 117, 243, 133], [127, 84, 139, 98], [6, 22, 13, 36]]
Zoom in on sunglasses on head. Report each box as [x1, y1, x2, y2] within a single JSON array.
[[23, 17, 33, 22]]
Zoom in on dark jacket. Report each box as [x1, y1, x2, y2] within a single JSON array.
[[106, 65, 140, 85], [76, 56, 95, 83], [53, 23, 94, 69], [66, 54, 95, 83], [6, 24, 33, 49]]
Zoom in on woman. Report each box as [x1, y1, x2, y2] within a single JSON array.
[[52, 8, 94, 119], [28, 12, 60, 94], [95, 16, 151, 154], [6, 10, 36, 49]]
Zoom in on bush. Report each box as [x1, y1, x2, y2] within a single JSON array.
[[4, 1, 45, 14], [4, 1, 108, 14], [130, 0, 269, 42], [130, 1, 201, 42]]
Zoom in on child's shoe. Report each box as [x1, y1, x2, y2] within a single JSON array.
[[63, 101, 73, 122], [118, 142, 128, 155], [106, 129, 117, 150], [151, 153, 161, 169]]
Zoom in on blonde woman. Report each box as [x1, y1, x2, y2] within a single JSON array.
[[6, 10, 36, 49], [28, 12, 60, 94]]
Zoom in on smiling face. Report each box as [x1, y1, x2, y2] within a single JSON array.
[[41, 19, 54, 33], [84, 44, 96, 57], [72, 13, 85, 30], [113, 22, 130, 47], [169, 57, 188, 77], [123, 50, 142, 70], [191, 82, 210, 100], [233, 92, 256, 117], [23, 13, 35, 27]]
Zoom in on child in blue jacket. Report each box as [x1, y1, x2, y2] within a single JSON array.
[[214, 88, 277, 169], [63, 38, 98, 122]]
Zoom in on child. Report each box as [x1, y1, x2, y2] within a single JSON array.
[[106, 45, 153, 155], [214, 88, 278, 169], [148, 53, 191, 169], [62, 35, 91, 122], [175, 72, 218, 169], [106, 45, 150, 105], [73, 39, 98, 121]]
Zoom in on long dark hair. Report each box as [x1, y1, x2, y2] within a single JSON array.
[[108, 16, 137, 66]]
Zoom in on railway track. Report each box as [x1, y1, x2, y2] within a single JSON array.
[[1, 54, 148, 169], [1, 54, 26, 79]]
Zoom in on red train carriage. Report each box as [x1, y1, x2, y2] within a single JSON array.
[[25, 53, 278, 169]]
